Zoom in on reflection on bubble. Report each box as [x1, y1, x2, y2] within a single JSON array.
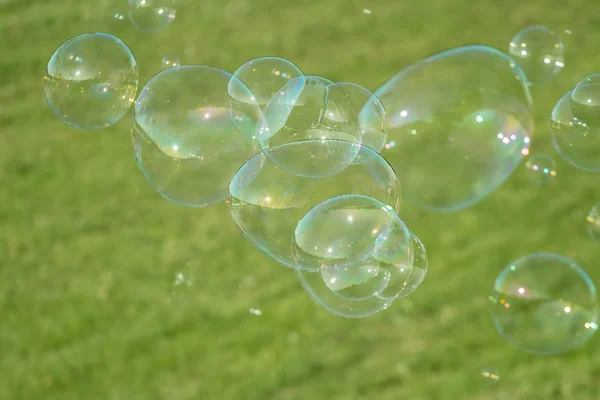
[[571, 74, 600, 128], [43, 32, 138, 129], [549, 90, 600, 171], [376, 45, 532, 212], [490, 253, 598, 355], [509, 26, 564, 85], [128, 0, 176, 33], [587, 202, 600, 242], [524, 154, 557, 184], [132, 65, 258, 207], [228, 140, 401, 268], [170, 269, 194, 304], [162, 55, 180, 69], [480, 368, 500, 382]]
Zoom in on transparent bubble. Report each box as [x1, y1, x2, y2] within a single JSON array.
[[43, 32, 138, 129], [296, 209, 417, 318], [335, 82, 387, 154], [228, 140, 401, 268], [508, 26, 565, 85], [394, 231, 427, 299], [549, 90, 600, 171], [128, 0, 176, 33], [480, 367, 500, 382], [587, 202, 600, 242], [114, 13, 126, 21], [132, 65, 259, 207], [375, 45, 533, 212], [490, 253, 599, 355], [170, 269, 194, 304], [571, 74, 600, 128], [161, 55, 180, 69], [524, 154, 557, 183], [226, 57, 304, 139]]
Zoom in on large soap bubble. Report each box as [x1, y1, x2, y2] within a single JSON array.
[[490, 253, 598, 355], [296, 207, 422, 318], [132, 65, 258, 207], [508, 26, 565, 85], [549, 89, 600, 171], [375, 45, 533, 212], [228, 140, 401, 268], [226, 57, 304, 140], [44, 32, 138, 129], [128, 0, 176, 33]]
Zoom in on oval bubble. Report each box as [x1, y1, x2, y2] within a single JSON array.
[[228, 140, 401, 268], [375, 45, 533, 212], [524, 154, 557, 184], [132, 65, 259, 207], [508, 26, 564, 86], [226, 57, 304, 139], [571, 74, 600, 128], [549, 89, 600, 171], [43, 32, 138, 129], [128, 0, 176, 33], [490, 253, 599, 355]]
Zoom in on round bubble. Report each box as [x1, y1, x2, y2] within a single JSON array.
[[490, 253, 599, 355], [296, 209, 416, 318], [226, 57, 304, 139], [587, 201, 600, 242], [549, 89, 600, 171], [524, 154, 557, 183], [128, 0, 176, 33], [335, 82, 388, 154], [508, 26, 565, 85], [375, 45, 533, 212], [571, 74, 600, 128], [228, 140, 401, 268], [162, 55, 180, 69], [43, 32, 138, 129], [293, 195, 408, 275], [481, 368, 500, 383], [393, 231, 427, 299], [132, 65, 259, 207]]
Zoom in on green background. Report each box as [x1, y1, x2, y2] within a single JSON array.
[[2, 0, 600, 398]]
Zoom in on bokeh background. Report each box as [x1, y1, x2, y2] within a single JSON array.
[[3, 0, 600, 398]]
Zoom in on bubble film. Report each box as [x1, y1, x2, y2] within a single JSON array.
[[524, 154, 557, 184], [128, 0, 176, 33]]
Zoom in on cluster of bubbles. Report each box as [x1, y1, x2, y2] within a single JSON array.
[[42, 22, 600, 351]]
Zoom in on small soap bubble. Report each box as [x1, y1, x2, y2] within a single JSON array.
[[170, 270, 194, 303], [490, 253, 598, 354], [114, 13, 126, 20], [524, 154, 557, 183], [508, 26, 564, 85], [363, 8, 372, 15], [43, 32, 138, 129], [161, 55, 180, 69], [481, 368, 500, 382], [128, 0, 176, 33], [249, 308, 262, 316], [587, 202, 600, 242], [571, 74, 600, 128]]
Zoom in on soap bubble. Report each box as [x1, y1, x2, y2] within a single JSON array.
[[226, 57, 304, 139], [587, 202, 600, 242], [170, 269, 194, 304], [480, 368, 500, 382], [43, 32, 138, 129], [571, 74, 600, 128], [394, 231, 427, 299], [128, 0, 176, 33], [490, 253, 598, 355], [132, 65, 258, 207], [296, 209, 418, 318], [228, 140, 401, 268], [524, 154, 557, 183], [375, 45, 533, 212], [162, 55, 180, 69], [508, 26, 565, 85], [549, 90, 600, 171], [292, 195, 403, 273]]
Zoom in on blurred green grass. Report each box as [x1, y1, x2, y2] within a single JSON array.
[[2, 0, 600, 398]]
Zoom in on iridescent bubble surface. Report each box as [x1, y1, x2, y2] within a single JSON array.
[[161, 55, 180, 69], [508, 26, 565, 85], [571, 74, 600, 128], [296, 208, 417, 318], [375, 45, 533, 212], [587, 202, 600, 242], [43, 32, 138, 129], [549, 90, 600, 171], [228, 140, 401, 268], [128, 0, 176, 33], [524, 154, 557, 183], [490, 253, 598, 355], [132, 65, 258, 207], [226, 57, 304, 139]]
